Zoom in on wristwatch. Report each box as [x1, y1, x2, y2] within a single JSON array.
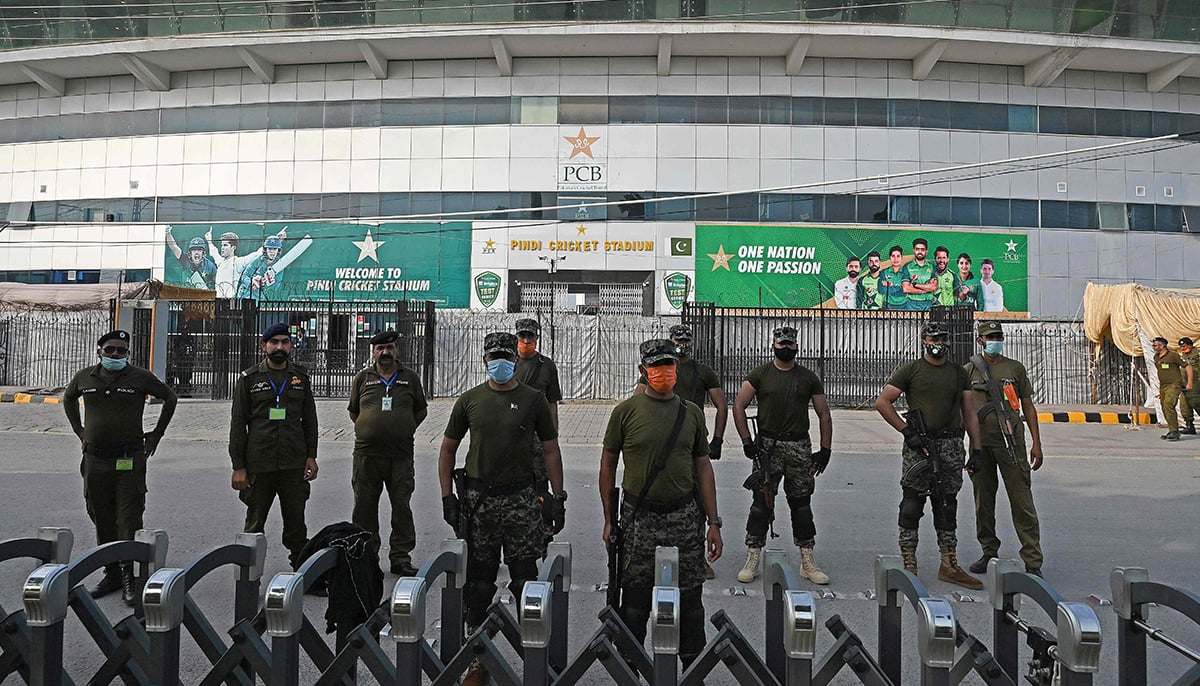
[[707, 516, 722, 528]]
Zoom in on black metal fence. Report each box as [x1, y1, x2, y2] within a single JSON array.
[[164, 299, 436, 400]]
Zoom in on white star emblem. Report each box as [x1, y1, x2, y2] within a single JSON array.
[[1005, 240, 1018, 252], [352, 229, 385, 263]]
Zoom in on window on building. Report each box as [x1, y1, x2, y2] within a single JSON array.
[[516, 96, 558, 124], [1128, 203, 1155, 231], [1097, 202, 1128, 230]]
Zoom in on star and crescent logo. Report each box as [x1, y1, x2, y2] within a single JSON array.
[[708, 245, 732, 271], [563, 127, 601, 159], [352, 229, 385, 263]]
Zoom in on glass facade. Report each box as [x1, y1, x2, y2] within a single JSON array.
[[1, 95, 1197, 146], [1, 0, 1197, 50]]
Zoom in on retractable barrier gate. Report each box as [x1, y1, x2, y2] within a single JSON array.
[[9, 528, 1200, 686], [1111, 567, 1200, 686]]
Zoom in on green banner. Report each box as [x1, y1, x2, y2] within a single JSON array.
[[695, 225, 1028, 312], [163, 222, 471, 306]]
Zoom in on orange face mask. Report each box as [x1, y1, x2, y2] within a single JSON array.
[[518, 340, 537, 357], [645, 366, 677, 394]]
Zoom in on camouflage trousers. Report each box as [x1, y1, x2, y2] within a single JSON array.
[[619, 496, 706, 591], [745, 436, 817, 548], [463, 485, 543, 627], [897, 435, 965, 550]]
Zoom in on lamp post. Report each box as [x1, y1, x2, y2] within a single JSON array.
[[538, 254, 565, 357]]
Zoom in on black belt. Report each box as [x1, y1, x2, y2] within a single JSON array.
[[465, 476, 534, 496], [86, 441, 145, 459], [760, 430, 809, 443], [931, 429, 964, 440], [625, 492, 695, 514]]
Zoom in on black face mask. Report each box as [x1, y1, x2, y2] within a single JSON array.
[[773, 347, 798, 362], [847, 270, 860, 279], [925, 343, 948, 359]]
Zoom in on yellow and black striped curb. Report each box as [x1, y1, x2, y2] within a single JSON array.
[[1037, 411, 1157, 425], [0, 393, 61, 404]]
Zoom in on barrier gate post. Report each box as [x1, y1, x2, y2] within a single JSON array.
[[650, 546, 681, 686], [1111, 567, 1200, 686], [875, 555, 957, 686]]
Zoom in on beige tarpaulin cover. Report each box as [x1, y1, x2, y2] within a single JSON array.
[[0, 280, 212, 311], [1083, 282, 1200, 356]]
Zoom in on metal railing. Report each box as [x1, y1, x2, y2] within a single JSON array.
[[1, 0, 1196, 49]]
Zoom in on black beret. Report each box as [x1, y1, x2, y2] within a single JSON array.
[[371, 330, 399, 345], [261, 322, 290, 341], [97, 330, 130, 347]]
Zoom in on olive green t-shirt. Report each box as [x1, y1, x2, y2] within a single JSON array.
[[603, 394, 708, 502], [745, 362, 825, 435], [515, 353, 563, 402], [444, 382, 557, 486], [637, 357, 721, 408], [964, 355, 1032, 446], [1155, 351, 1186, 388], [348, 364, 427, 458], [886, 358, 969, 434]]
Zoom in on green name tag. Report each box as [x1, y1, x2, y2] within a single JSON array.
[[115, 459, 134, 471], [269, 407, 287, 420]]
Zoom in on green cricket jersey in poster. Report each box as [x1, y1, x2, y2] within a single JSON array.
[[163, 222, 471, 306], [695, 225, 1028, 312]]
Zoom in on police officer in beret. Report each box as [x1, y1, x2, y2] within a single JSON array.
[[600, 338, 722, 670], [64, 330, 178, 604], [348, 330, 428, 576], [229, 322, 319, 568], [440, 332, 565, 686], [513, 318, 563, 549]]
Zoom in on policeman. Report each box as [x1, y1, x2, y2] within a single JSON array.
[[964, 321, 1045, 577], [348, 330, 428, 576], [513, 317, 563, 544], [64, 330, 178, 605], [636, 324, 727, 579], [732, 326, 832, 585], [600, 338, 722, 669], [1151, 337, 1187, 441], [439, 332, 566, 686], [229, 322, 319, 568], [875, 322, 983, 589], [1180, 337, 1199, 435]]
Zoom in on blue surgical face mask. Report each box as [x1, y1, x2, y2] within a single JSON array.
[[984, 340, 1004, 356], [100, 356, 128, 371], [487, 358, 515, 383]]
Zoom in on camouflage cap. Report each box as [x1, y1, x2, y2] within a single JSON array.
[[977, 321, 1003, 337], [772, 326, 798, 344], [922, 321, 949, 338], [483, 331, 518, 357], [639, 339, 678, 366], [515, 318, 541, 335], [668, 324, 694, 341]]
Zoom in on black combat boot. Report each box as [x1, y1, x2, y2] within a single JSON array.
[[90, 565, 123, 599], [120, 563, 137, 607], [1182, 421, 1196, 435]]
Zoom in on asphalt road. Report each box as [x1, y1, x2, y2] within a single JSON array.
[[1, 401, 1198, 684]]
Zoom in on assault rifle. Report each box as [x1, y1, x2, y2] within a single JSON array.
[[970, 354, 1021, 465], [606, 487, 623, 609], [742, 415, 779, 539], [902, 408, 945, 509]]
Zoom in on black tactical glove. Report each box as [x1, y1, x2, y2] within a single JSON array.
[[538, 489, 554, 530], [742, 437, 758, 459], [708, 438, 723, 460], [902, 426, 930, 453], [965, 449, 983, 475], [550, 495, 566, 535], [812, 446, 831, 475], [442, 494, 460, 534]]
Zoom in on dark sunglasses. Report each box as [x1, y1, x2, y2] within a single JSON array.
[[102, 346, 129, 356]]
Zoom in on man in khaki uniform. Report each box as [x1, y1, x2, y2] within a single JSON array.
[[1176, 337, 1198, 435], [349, 330, 428, 576], [64, 329, 178, 605], [963, 321, 1045, 577], [1151, 337, 1187, 441]]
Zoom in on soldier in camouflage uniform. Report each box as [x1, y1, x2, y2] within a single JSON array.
[[513, 318, 563, 549], [732, 326, 833, 585], [601, 339, 722, 669], [440, 332, 566, 686], [875, 322, 984, 589], [1177, 337, 1198, 435]]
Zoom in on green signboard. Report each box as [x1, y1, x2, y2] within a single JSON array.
[[163, 222, 471, 306], [695, 225, 1027, 312]]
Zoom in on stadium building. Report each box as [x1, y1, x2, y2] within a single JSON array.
[[0, 1, 1197, 317]]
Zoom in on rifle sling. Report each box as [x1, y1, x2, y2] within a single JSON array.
[[621, 398, 689, 534]]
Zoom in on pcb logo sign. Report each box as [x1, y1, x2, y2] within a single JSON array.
[[1003, 239, 1021, 264], [663, 272, 692, 310], [559, 126, 606, 191], [475, 271, 501, 308]]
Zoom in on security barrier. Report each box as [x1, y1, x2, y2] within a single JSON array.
[[5, 527, 1200, 685]]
